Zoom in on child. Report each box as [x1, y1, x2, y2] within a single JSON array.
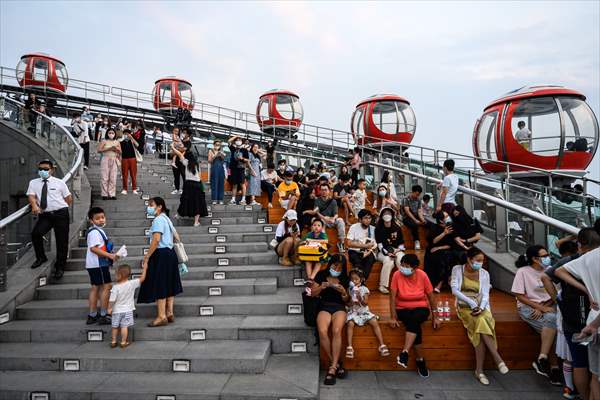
[[86, 207, 118, 325], [108, 264, 147, 348], [421, 194, 432, 217], [300, 218, 329, 281], [171, 130, 185, 167], [351, 178, 370, 217], [346, 269, 389, 359]]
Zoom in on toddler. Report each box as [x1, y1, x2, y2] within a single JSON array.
[[108, 264, 147, 348], [171, 132, 185, 167], [300, 218, 329, 281], [345, 269, 389, 359]]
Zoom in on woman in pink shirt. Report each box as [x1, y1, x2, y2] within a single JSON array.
[[389, 254, 440, 378], [511, 245, 557, 379]]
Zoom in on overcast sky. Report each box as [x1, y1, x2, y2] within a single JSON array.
[[1, 0, 599, 183]]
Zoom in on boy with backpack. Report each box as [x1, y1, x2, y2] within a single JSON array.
[[86, 207, 118, 325]]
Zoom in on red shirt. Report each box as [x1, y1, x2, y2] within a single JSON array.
[[390, 269, 433, 310]]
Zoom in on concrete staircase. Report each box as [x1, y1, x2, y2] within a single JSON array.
[[0, 151, 319, 399]]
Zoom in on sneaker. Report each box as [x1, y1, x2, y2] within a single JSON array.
[[86, 314, 98, 325], [396, 350, 409, 368], [83, 166, 88, 170], [98, 315, 112, 325], [132, 189, 140, 195], [415, 358, 429, 378], [218, 201, 224, 205], [178, 189, 183, 195], [398, 244, 406, 251], [549, 367, 563, 386], [415, 240, 421, 250], [379, 286, 389, 294], [239, 199, 247, 206], [121, 190, 127, 195], [171, 189, 178, 195], [562, 387, 576, 399], [532, 357, 550, 377], [212, 201, 217, 205], [250, 201, 259, 206], [268, 202, 273, 208], [229, 198, 237, 205]]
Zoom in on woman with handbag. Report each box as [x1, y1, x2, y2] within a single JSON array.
[[137, 197, 183, 327]]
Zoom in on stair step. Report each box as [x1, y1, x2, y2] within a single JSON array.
[[0, 340, 271, 373], [0, 354, 319, 399], [78, 232, 274, 246], [98, 224, 276, 236], [104, 216, 255, 227], [36, 278, 277, 300]]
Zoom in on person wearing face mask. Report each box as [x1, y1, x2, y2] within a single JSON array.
[[306, 164, 320, 186], [276, 159, 290, 181], [27, 160, 73, 278], [374, 184, 398, 214], [208, 140, 226, 205], [227, 135, 250, 205], [451, 205, 483, 252], [346, 209, 377, 279], [389, 253, 440, 378], [512, 245, 558, 379], [309, 254, 350, 386], [451, 248, 508, 385], [98, 128, 121, 200], [277, 171, 300, 210], [294, 167, 307, 188], [424, 211, 457, 293], [375, 208, 405, 294]]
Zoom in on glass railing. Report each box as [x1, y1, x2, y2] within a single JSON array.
[[0, 95, 83, 280]]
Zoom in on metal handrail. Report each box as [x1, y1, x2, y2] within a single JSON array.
[[0, 95, 84, 229]]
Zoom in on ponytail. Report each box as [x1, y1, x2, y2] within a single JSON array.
[[515, 245, 545, 268], [151, 196, 170, 217]]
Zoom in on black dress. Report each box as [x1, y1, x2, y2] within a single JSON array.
[[423, 224, 456, 288], [229, 145, 248, 185], [137, 248, 183, 303]]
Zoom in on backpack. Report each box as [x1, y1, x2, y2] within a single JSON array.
[[87, 227, 114, 267]]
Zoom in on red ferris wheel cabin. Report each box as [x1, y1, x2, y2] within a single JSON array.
[[152, 77, 195, 113], [256, 89, 303, 135], [16, 53, 68, 94]]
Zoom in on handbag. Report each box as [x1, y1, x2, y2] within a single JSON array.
[[297, 243, 328, 263], [164, 216, 189, 264], [133, 146, 143, 163]]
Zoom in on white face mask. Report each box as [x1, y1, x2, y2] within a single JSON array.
[[382, 214, 393, 222], [234, 141, 242, 147], [107, 134, 115, 139]]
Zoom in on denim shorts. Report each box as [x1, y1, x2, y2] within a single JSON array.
[[111, 311, 134, 328], [517, 304, 557, 333]]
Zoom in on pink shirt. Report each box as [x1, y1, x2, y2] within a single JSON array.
[[391, 269, 433, 310], [511, 265, 551, 308], [351, 153, 361, 169]]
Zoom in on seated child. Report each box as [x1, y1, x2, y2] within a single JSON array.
[[108, 264, 147, 348], [351, 179, 370, 217], [300, 218, 329, 281], [345, 269, 390, 359]]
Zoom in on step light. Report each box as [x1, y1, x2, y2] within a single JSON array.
[[172, 360, 190, 372], [144, 200, 149, 206], [215, 246, 226, 254], [142, 194, 150, 200], [291, 342, 307, 353], [216, 235, 227, 243], [208, 227, 219, 234], [245, 205, 253, 211], [0, 312, 9, 325], [156, 395, 176, 400], [211, 219, 221, 225], [213, 272, 226, 280], [63, 359, 80, 371], [209, 287, 222, 296], [145, 229, 151, 236], [38, 276, 47, 287], [161, 176, 167, 181], [207, 212, 213, 217], [293, 278, 305, 287], [30, 392, 50, 400], [143, 248, 149, 255], [190, 329, 206, 341], [146, 214, 155, 220], [263, 226, 273, 233], [218, 258, 229, 266], [257, 218, 266, 224], [79, 230, 85, 238], [200, 306, 214, 316], [287, 304, 302, 314], [87, 330, 103, 342], [279, 398, 298, 400]]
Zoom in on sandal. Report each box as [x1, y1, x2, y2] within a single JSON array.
[[110, 342, 118, 349], [323, 366, 337, 386], [336, 363, 347, 379], [378, 344, 390, 357], [120, 341, 130, 348], [147, 318, 168, 327], [345, 346, 354, 359], [167, 314, 175, 323]]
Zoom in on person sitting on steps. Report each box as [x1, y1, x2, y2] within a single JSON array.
[[274, 209, 301, 266]]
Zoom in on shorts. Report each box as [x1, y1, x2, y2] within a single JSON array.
[[280, 199, 289, 209], [87, 266, 111, 286], [396, 307, 430, 345], [111, 311, 134, 328], [589, 341, 600, 377], [517, 304, 557, 333], [318, 302, 346, 315], [565, 332, 589, 368]]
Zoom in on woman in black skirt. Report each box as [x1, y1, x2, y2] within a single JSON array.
[[138, 197, 183, 326], [172, 147, 208, 226]]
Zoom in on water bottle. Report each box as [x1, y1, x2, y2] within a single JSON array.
[[443, 300, 451, 321], [437, 301, 444, 321]]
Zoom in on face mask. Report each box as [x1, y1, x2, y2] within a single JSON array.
[[399, 266, 414, 276], [378, 190, 387, 197], [146, 206, 156, 216], [285, 180, 292, 185], [298, 171, 304, 176], [444, 217, 452, 225], [38, 170, 50, 179], [279, 166, 286, 171], [108, 134, 115, 139], [329, 268, 342, 277], [471, 261, 483, 270], [382, 214, 393, 222], [234, 141, 242, 147], [540, 256, 552, 267]]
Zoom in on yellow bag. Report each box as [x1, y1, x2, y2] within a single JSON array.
[[297, 243, 328, 263]]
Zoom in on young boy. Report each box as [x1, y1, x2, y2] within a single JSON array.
[[86, 207, 118, 325], [108, 264, 147, 348], [351, 179, 370, 217]]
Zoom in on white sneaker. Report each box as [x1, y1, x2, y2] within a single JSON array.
[[250, 201, 259, 206], [218, 201, 224, 205], [239, 199, 247, 206], [398, 244, 406, 251], [178, 189, 183, 194], [212, 201, 217, 205], [229, 198, 237, 205], [132, 189, 140, 195], [121, 190, 127, 195], [171, 189, 178, 195], [415, 240, 421, 250]]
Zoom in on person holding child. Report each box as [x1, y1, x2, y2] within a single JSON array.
[[345, 268, 390, 360], [300, 218, 329, 280], [137, 197, 183, 326], [108, 263, 147, 348], [85, 207, 119, 325]]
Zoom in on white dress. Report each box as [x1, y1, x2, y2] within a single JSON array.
[[346, 284, 376, 326]]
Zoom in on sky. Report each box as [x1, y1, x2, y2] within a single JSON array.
[[1, 0, 599, 184]]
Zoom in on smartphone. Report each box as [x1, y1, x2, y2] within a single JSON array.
[[573, 333, 595, 345]]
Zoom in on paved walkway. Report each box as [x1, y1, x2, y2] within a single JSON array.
[[319, 370, 561, 399]]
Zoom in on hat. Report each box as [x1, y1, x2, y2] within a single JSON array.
[[357, 209, 372, 219], [283, 209, 298, 220]]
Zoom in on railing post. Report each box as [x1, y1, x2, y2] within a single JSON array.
[[495, 206, 509, 253], [0, 226, 7, 292]]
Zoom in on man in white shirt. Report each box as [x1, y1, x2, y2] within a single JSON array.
[[515, 121, 532, 150], [346, 209, 377, 279], [26, 160, 72, 279], [436, 159, 459, 214], [556, 246, 600, 399]]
